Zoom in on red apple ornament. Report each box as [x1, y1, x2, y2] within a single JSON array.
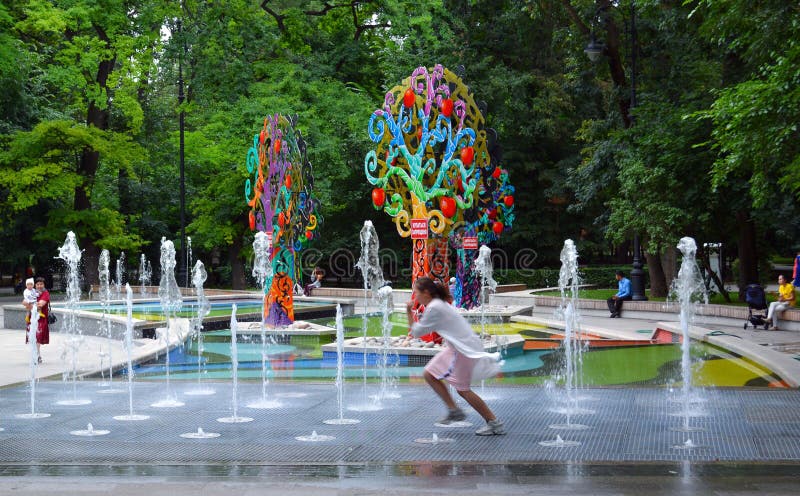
[[371, 187, 386, 207], [441, 98, 453, 118], [440, 196, 456, 218], [403, 88, 415, 108], [460, 146, 474, 166]]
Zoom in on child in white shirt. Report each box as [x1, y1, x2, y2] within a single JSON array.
[[23, 277, 43, 324], [22, 278, 38, 306]]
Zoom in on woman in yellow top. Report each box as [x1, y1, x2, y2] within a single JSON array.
[[767, 274, 796, 330]]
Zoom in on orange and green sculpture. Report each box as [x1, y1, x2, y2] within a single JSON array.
[[245, 114, 321, 326]]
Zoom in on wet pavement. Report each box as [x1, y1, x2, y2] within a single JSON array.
[[1, 462, 800, 495]]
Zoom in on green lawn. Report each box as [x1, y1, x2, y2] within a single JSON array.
[[532, 289, 751, 306]]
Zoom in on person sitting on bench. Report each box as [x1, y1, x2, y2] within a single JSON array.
[[303, 267, 324, 296], [607, 270, 632, 318]]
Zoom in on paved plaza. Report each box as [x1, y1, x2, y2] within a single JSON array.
[[2, 295, 800, 494]]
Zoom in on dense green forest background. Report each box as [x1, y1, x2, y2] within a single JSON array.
[[1, 0, 798, 296]]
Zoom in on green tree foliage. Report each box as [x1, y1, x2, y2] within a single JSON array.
[[690, 1, 800, 207], [0, 0, 797, 290], [0, 0, 168, 278], [166, 0, 377, 286], [602, 3, 720, 249]]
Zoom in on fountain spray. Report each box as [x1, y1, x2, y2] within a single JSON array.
[[375, 284, 397, 401], [113, 284, 149, 421], [474, 244, 501, 395], [97, 249, 118, 390], [542, 239, 591, 439], [351, 220, 388, 411], [151, 238, 184, 408], [186, 236, 193, 288], [184, 260, 214, 396], [558, 239, 581, 409], [323, 304, 360, 424], [55, 231, 91, 406], [139, 254, 151, 296], [217, 304, 253, 423], [115, 251, 125, 300], [673, 237, 708, 434], [16, 305, 50, 418], [474, 245, 497, 341], [250, 231, 277, 406]]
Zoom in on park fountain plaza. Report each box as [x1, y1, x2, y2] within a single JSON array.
[[1, 232, 799, 495]]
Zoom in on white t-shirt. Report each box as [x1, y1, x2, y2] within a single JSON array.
[[410, 298, 502, 381], [23, 288, 39, 305]]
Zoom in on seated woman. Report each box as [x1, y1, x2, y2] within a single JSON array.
[[767, 274, 796, 330], [303, 267, 325, 296]]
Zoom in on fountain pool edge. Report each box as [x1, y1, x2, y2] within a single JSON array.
[[657, 321, 800, 388], [512, 314, 800, 388]]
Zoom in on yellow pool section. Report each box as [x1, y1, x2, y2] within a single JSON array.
[[692, 347, 786, 388]]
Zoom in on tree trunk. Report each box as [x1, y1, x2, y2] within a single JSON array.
[[81, 244, 100, 292], [75, 150, 101, 287], [596, 0, 632, 127], [118, 168, 132, 218], [736, 210, 759, 301], [74, 30, 114, 288], [229, 237, 246, 290], [645, 251, 668, 298], [699, 247, 731, 302], [661, 247, 677, 291], [614, 241, 629, 264]]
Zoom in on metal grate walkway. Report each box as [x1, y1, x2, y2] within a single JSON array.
[[1, 382, 799, 464]]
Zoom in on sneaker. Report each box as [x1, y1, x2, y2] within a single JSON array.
[[476, 419, 505, 436], [436, 408, 466, 425]]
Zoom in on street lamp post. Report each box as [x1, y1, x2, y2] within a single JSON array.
[[627, 3, 646, 301], [177, 18, 187, 288], [585, 1, 647, 300]]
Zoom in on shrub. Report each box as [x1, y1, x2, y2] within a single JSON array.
[[494, 266, 649, 290]]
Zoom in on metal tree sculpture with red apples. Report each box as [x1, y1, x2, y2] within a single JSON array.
[[364, 65, 488, 339], [450, 132, 516, 309], [364, 65, 488, 283]]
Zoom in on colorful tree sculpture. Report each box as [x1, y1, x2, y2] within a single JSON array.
[[365, 65, 488, 288], [365, 65, 493, 342], [450, 147, 516, 309], [245, 114, 321, 326]]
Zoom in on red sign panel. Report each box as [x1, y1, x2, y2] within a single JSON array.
[[463, 237, 478, 250], [410, 219, 428, 239], [266, 230, 273, 248]]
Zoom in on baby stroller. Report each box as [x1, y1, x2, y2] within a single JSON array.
[[743, 284, 769, 330]]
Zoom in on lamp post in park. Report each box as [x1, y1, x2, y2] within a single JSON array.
[[584, 1, 647, 300], [177, 18, 187, 287]]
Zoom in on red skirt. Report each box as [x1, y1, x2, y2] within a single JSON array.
[[25, 318, 49, 345]]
